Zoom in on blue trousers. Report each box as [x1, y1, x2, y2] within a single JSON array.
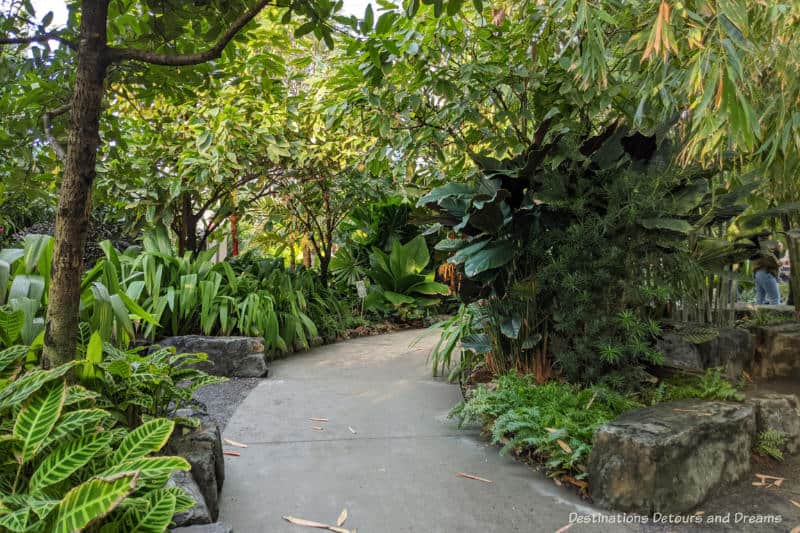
[[755, 270, 781, 305]]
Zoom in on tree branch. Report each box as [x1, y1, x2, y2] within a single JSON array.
[[43, 103, 70, 162], [0, 31, 75, 49], [107, 0, 274, 66]]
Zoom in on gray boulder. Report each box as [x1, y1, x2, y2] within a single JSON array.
[[746, 393, 800, 454], [171, 523, 233, 533], [167, 471, 211, 527], [166, 422, 225, 521], [753, 323, 800, 379], [155, 336, 268, 378], [589, 399, 755, 514], [656, 327, 754, 380]]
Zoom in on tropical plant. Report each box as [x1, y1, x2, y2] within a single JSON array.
[[451, 372, 641, 477], [77, 330, 226, 428], [0, 345, 194, 532], [364, 235, 449, 318], [0, 235, 153, 348], [755, 430, 787, 462], [418, 123, 765, 384]]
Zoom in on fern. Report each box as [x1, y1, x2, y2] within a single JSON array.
[[755, 430, 787, 461]]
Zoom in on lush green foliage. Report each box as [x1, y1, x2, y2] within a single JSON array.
[[364, 235, 449, 319], [0, 235, 151, 349], [452, 373, 641, 477], [420, 124, 760, 383], [0, 346, 193, 532], [641, 369, 745, 404], [755, 430, 788, 462]]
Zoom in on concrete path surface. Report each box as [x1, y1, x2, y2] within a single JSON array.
[[218, 329, 625, 533]]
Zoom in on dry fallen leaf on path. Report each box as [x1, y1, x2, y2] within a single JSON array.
[[554, 523, 573, 533], [456, 472, 494, 484], [755, 474, 785, 486], [337, 508, 348, 527], [311, 426, 324, 431], [223, 451, 240, 457], [752, 482, 766, 487], [556, 439, 572, 454], [309, 417, 329, 422], [791, 527, 799, 533], [224, 438, 248, 448], [790, 500, 800, 509], [348, 426, 356, 434], [563, 475, 588, 490], [282, 515, 350, 533]]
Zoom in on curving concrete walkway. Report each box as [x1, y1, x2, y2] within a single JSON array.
[[218, 329, 621, 533]]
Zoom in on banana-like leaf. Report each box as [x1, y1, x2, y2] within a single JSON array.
[[22, 234, 53, 275], [112, 418, 175, 464], [0, 259, 10, 304], [407, 281, 450, 296], [30, 432, 114, 493], [9, 297, 43, 345], [53, 472, 139, 533], [14, 380, 66, 463]]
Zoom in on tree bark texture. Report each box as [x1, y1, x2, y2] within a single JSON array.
[[42, 0, 109, 368]]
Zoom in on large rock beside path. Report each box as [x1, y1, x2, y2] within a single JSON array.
[[746, 393, 800, 454], [656, 327, 754, 380], [589, 399, 755, 514], [753, 323, 800, 379], [155, 335, 268, 378]]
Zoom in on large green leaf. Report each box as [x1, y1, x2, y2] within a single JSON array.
[[0, 309, 25, 348], [0, 345, 28, 373], [0, 362, 76, 411], [30, 432, 114, 493], [22, 234, 53, 275], [46, 409, 114, 447], [112, 418, 175, 464], [100, 456, 190, 480], [407, 281, 450, 296], [128, 492, 177, 533], [461, 241, 514, 277], [14, 380, 66, 463], [53, 473, 139, 533]]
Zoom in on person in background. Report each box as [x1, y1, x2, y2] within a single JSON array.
[[753, 239, 783, 305]]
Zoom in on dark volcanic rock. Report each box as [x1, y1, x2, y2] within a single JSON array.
[[746, 393, 800, 454], [589, 399, 755, 514], [657, 327, 754, 379], [167, 471, 212, 526], [753, 323, 800, 379], [171, 523, 233, 533], [165, 422, 225, 521], [155, 336, 268, 378]]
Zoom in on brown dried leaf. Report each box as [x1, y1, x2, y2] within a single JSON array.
[[283, 516, 331, 529], [311, 426, 324, 431], [223, 438, 248, 448], [557, 439, 573, 454], [789, 499, 800, 509], [554, 524, 573, 533], [309, 417, 329, 422], [456, 472, 494, 484], [563, 475, 588, 490], [337, 508, 348, 527], [223, 451, 240, 457]]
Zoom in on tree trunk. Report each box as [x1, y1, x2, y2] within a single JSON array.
[[230, 213, 239, 256], [781, 216, 800, 318], [42, 0, 109, 369]]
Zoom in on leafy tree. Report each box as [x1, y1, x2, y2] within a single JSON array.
[[0, 0, 339, 367]]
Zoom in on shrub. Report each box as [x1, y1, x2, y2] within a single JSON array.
[[451, 372, 641, 477], [0, 346, 193, 532], [755, 430, 787, 461]]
